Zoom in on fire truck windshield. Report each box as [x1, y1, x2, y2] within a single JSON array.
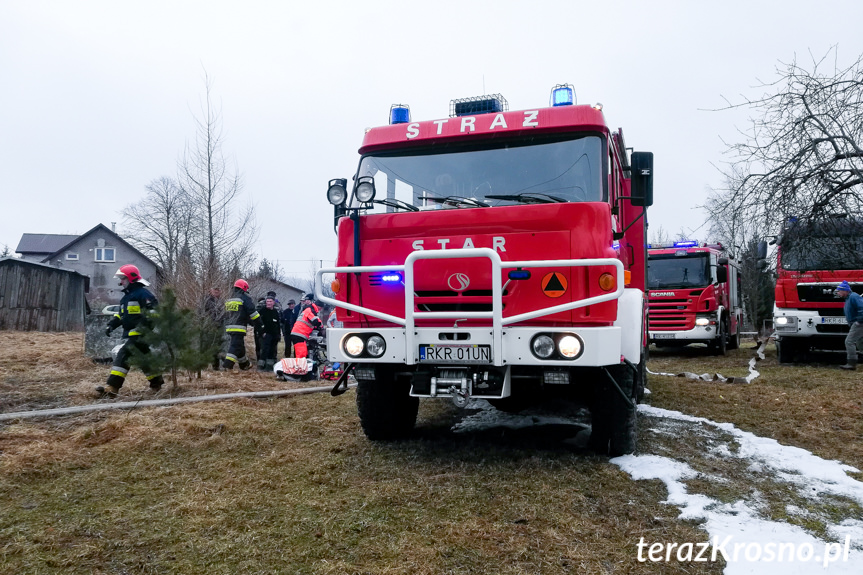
[[352, 135, 603, 212], [781, 236, 863, 271], [648, 254, 711, 289]]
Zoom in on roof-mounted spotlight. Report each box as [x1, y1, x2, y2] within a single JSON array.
[[390, 104, 411, 124], [550, 84, 575, 107]]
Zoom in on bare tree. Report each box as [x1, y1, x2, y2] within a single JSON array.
[[122, 176, 192, 284], [714, 48, 863, 265], [180, 71, 258, 290]]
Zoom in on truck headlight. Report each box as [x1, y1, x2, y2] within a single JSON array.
[[344, 336, 364, 357], [558, 335, 582, 359], [695, 317, 710, 326], [531, 335, 555, 359], [366, 335, 386, 357], [774, 316, 798, 331]]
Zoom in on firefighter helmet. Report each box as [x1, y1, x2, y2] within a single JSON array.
[[115, 264, 149, 286], [234, 279, 250, 293]]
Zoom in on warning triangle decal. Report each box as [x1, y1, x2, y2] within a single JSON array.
[[541, 272, 567, 298]]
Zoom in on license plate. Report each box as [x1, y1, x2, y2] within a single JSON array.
[[419, 344, 491, 363], [653, 334, 675, 339], [821, 317, 846, 325]]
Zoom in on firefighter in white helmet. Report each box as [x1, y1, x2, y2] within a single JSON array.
[[96, 264, 164, 397]]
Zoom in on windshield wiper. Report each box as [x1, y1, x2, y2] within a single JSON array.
[[373, 198, 419, 212], [418, 195, 489, 208], [485, 193, 567, 204]]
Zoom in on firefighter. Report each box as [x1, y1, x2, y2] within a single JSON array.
[[96, 265, 163, 398], [290, 293, 321, 358], [222, 279, 262, 370]]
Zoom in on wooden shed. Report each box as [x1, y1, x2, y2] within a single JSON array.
[[0, 257, 89, 331]]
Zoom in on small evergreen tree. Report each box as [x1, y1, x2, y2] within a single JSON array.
[[134, 289, 221, 387]]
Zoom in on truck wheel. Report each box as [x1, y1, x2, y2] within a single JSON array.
[[727, 324, 741, 350], [777, 338, 797, 364], [635, 358, 647, 404], [589, 365, 637, 456], [711, 320, 728, 356], [356, 365, 418, 440]]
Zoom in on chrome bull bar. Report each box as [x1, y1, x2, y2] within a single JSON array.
[[315, 247, 624, 366]]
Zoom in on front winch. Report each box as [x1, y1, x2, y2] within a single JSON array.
[[410, 366, 509, 401]]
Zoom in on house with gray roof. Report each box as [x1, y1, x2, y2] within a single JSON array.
[[15, 224, 157, 305]]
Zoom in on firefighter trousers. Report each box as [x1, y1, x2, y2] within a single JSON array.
[[291, 334, 308, 358], [106, 336, 164, 390], [223, 332, 251, 370]]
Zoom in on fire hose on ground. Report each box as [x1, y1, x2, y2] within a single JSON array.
[[0, 383, 358, 422]]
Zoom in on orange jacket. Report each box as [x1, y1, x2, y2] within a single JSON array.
[[290, 303, 321, 339]]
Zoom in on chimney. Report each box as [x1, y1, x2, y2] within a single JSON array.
[[111, 222, 116, 232]]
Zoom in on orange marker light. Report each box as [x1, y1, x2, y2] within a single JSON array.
[[331, 279, 341, 294], [624, 270, 632, 286], [599, 273, 615, 291]]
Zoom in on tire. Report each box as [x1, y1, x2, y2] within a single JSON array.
[[356, 364, 418, 440], [589, 365, 637, 456], [635, 358, 648, 404], [727, 322, 741, 350], [777, 337, 797, 364], [711, 319, 728, 356]]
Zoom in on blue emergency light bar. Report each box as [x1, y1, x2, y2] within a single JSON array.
[[507, 269, 531, 280], [381, 273, 402, 283], [390, 104, 410, 125], [551, 84, 575, 107], [673, 240, 699, 248]]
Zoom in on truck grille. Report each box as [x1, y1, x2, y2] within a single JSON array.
[[797, 285, 844, 303], [816, 324, 850, 334]]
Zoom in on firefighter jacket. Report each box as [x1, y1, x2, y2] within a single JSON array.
[[291, 303, 321, 340], [107, 282, 158, 337], [224, 287, 261, 334]]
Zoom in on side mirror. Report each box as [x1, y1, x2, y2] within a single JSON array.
[[717, 257, 729, 266], [716, 266, 728, 283], [630, 151, 653, 207], [756, 240, 768, 260]]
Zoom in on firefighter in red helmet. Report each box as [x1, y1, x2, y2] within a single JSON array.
[[96, 265, 164, 397], [290, 293, 322, 358], [222, 279, 262, 370]]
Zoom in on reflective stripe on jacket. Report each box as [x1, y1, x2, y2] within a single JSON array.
[[224, 288, 261, 333], [106, 282, 158, 337], [291, 304, 321, 340]]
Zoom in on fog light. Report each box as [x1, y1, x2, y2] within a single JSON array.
[[695, 317, 710, 326], [366, 335, 386, 357], [558, 335, 581, 358], [532, 335, 555, 359], [775, 317, 788, 325], [344, 336, 364, 357]]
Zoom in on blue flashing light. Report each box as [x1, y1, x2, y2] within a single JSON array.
[[381, 273, 402, 283], [508, 269, 531, 280], [612, 240, 620, 250], [551, 84, 575, 107], [673, 240, 699, 248], [390, 105, 410, 125]]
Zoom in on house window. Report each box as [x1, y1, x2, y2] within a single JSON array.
[[66, 253, 79, 261], [95, 247, 115, 262]]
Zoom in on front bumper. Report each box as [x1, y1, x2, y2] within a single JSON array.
[[649, 325, 716, 343], [773, 307, 849, 338], [327, 326, 623, 367]]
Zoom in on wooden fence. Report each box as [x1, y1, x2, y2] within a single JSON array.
[[0, 258, 87, 331]]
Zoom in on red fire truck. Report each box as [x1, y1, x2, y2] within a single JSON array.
[[318, 86, 653, 455], [647, 242, 743, 354], [771, 217, 863, 363]]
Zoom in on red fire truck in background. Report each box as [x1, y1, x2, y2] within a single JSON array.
[[771, 217, 863, 363], [647, 241, 743, 354], [317, 86, 653, 455]]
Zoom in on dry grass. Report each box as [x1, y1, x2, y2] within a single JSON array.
[[0, 331, 725, 574], [4, 331, 862, 573]]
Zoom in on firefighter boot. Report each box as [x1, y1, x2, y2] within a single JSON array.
[[840, 361, 857, 370], [148, 374, 165, 391], [95, 385, 119, 398]]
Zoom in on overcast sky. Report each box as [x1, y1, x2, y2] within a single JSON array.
[[3, 1, 862, 278]]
